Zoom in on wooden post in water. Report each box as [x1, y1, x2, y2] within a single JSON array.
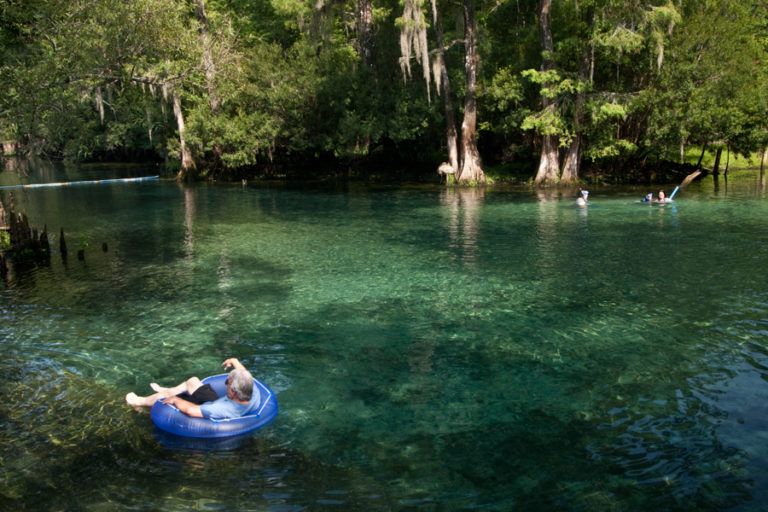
[[60, 228, 67, 259], [40, 225, 50, 256]]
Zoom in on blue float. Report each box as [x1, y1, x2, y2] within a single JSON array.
[[150, 374, 278, 438]]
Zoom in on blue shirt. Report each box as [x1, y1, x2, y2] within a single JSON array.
[[200, 383, 260, 419]]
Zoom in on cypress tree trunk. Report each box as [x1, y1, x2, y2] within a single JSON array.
[[536, 135, 559, 186], [534, 0, 559, 186], [430, 0, 459, 172], [561, 78, 585, 183], [561, 136, 581, 183], [173, 92, 195, 179], [712, 147, 722, 176], [456, 0, 484, 184]]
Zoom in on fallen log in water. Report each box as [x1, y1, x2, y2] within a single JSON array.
[[681, 170, 702, 188]]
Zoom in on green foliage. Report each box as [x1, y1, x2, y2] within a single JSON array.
[[482, 66, 526, 134], [591, 101, 626, 123], [0, 0, 767, 182], [486, 68, 524, 110], [585, 138, 637, 160], [521, 106, 566, 137], [78, 234, 92, 250], [642, 0, 768, 162]]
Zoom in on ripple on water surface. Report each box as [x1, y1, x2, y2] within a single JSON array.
[[3, 175, 768, 510]]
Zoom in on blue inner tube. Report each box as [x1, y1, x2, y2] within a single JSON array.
[[150, 374, 278, 438]]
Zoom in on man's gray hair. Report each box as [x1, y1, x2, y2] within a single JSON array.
[[229, 369, 253, 401]]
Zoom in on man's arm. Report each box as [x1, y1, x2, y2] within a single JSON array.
[[162, 396, 203, 418], [222, 358, 246, 371]]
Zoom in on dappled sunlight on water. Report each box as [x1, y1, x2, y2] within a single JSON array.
[[3, 166, 768, 510]]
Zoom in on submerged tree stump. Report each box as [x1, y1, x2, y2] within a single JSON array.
[[0, 194, 52, 265]]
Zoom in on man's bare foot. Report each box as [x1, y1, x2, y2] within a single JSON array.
[[125, 392, 141, 406], [150, 382, 167, 393]]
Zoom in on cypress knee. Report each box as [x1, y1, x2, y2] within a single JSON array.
[[60, 228, 68, 258], [40, 225, 50, 256]]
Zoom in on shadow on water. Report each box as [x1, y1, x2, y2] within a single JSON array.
[[0, 353, 399, 511], [258, 283, 758, 511], [152, 428, 255, 451]]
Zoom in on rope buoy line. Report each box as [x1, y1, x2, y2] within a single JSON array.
[[0, 175, 159, 190]]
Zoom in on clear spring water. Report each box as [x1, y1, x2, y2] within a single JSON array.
[[2, 162, 768, 511]]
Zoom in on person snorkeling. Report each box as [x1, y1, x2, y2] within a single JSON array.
[[577, 189, 589, 206], [642, 190, 672, 203]]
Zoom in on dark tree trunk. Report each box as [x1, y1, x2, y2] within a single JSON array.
[[356, 0, 374, 68], [712, 147, 722, 176], [696, 142, 708, 170]]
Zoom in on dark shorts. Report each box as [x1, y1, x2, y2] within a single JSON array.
[[179, 383, 219, 405]]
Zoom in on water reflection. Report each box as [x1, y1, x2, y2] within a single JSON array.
[[182, 184, 195, 256], [534, 188, 561, 274], [440, 186, 485, 267], [0, 156, 31, 177], [153, 428, 253, 451], [706, 170, 768, 199]]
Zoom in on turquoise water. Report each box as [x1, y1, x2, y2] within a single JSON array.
[[2, 163, 768, 510]]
